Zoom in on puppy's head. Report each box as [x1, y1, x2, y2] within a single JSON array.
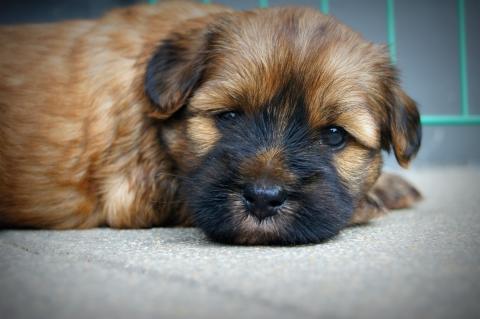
[[145, 7, 421, 245]]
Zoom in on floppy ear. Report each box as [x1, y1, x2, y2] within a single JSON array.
[[385, 85, 422, 168], [145, 19, 214, 119]]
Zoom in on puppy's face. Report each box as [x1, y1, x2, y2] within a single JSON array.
[[145, 8, 421, 245]]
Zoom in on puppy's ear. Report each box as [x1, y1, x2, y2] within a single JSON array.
[[145, 19, 214, 119], [383, 85, 422, 168]]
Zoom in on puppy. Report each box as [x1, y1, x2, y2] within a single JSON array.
[[0, 1, 421, 245]]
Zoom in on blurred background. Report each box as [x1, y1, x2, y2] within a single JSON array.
[[1, 0, 479, 166]]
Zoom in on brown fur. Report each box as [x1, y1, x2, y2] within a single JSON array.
[[0, 1, 421, 236], [0, 2, 229, 228]]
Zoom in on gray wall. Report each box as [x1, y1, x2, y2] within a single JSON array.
[[0, 0, 479, 167]]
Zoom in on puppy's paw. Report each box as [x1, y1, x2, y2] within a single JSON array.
[[348, 173, 422, 225], [370, 173, 422, 210], [349, 192, 388, 226]]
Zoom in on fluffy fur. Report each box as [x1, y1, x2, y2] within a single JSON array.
[[0, 1, 421, 245]]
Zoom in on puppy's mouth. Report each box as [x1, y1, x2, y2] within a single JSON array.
[[227, 193, 299, 245]]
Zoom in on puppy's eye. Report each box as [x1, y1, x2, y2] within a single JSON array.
[[320, 126, 347, 149], [216, 111, 242, 121]]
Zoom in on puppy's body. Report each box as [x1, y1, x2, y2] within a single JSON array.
[[0, 2, 226, 228], [0, 2, 421, 244]]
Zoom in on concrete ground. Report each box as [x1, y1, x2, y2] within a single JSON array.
[[1, 167, 479, 319]]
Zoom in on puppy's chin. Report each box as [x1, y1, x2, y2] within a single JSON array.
[[220, 196, 298, 245], [188, 189, 354, 246]]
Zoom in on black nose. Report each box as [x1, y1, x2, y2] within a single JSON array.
[[243, 183, 287, 220]]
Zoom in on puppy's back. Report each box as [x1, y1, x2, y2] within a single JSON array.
[[0, 1, 228, 228]]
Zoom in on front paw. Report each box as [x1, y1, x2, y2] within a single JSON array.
[[348, 173, 422, 226], [370, 173, 422, 210]]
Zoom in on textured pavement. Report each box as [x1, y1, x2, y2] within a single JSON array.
[[1, 167, 479, 319]]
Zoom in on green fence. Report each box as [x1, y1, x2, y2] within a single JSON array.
[[149, 0, 479, 126]]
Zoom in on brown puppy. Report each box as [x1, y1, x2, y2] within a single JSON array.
[[0, 1, 421, 244]]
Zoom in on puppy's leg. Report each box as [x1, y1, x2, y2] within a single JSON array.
[[349, 173, 422, 225]]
